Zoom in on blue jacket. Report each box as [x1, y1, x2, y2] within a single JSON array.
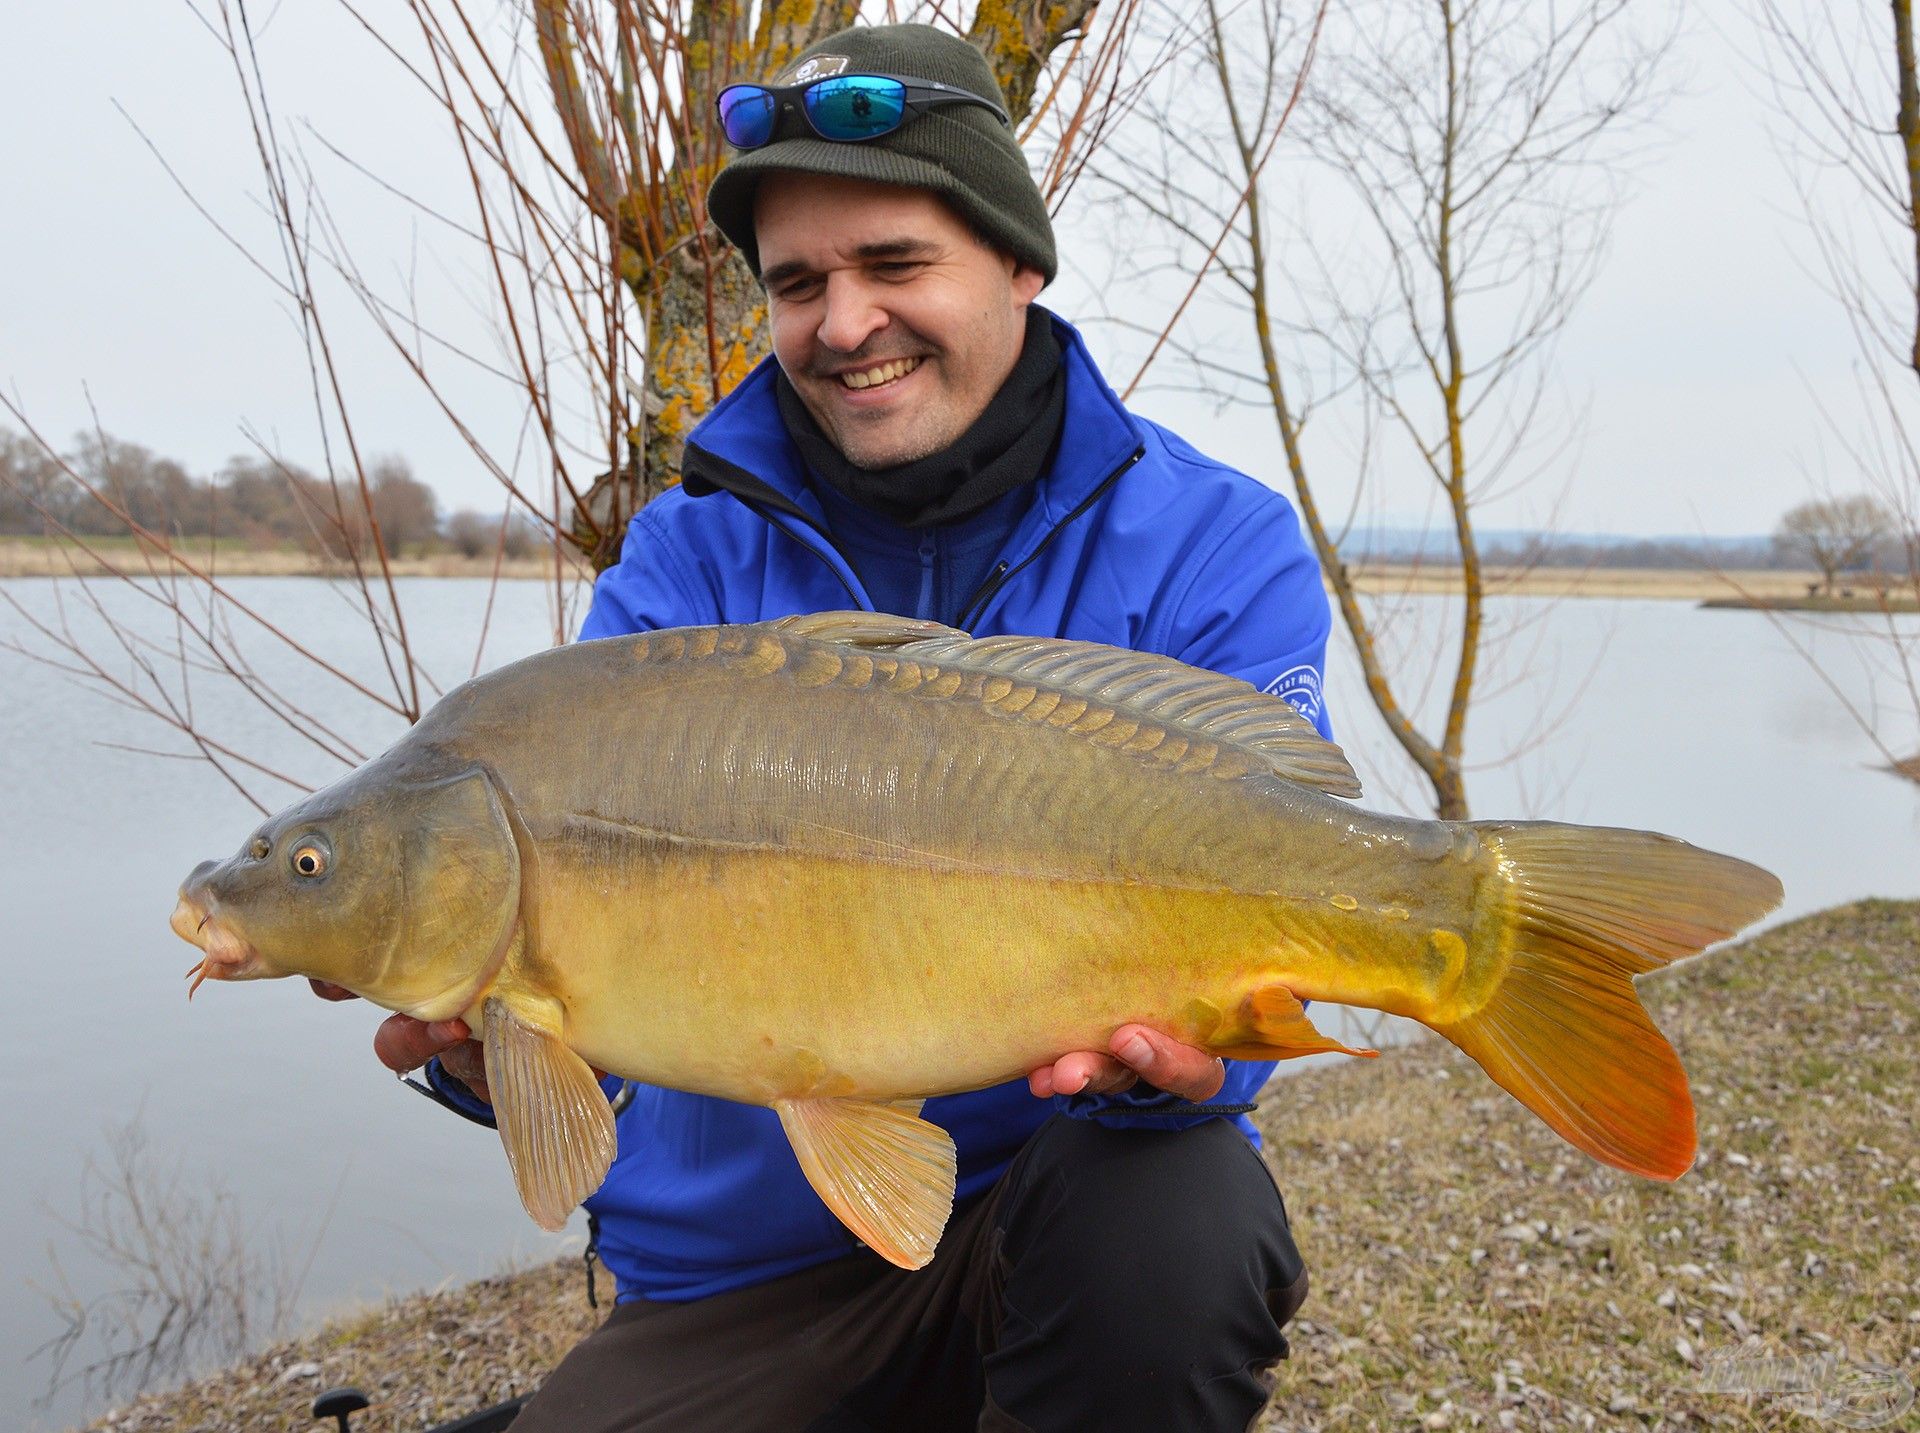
[[435, 311, 1334, 1304]]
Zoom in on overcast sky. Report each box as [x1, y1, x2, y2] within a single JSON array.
[[0, 2, 1890, 538]]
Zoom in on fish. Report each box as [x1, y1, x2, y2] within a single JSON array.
[[169, 611, 1783, 1269]]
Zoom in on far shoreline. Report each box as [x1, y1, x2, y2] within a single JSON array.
[[6, 540, 1910, 610], [1347, 563, 1918, 608], [0, 537, 582, 583]]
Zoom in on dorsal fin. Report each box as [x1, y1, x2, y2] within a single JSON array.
[[770, 612, 963, 648], [769, 611, 1360, 799], [900, 631, 1361, 798]]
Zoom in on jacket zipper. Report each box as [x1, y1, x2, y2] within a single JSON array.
[[916, 533, 938, 621], [956, 446, 1144, 630], [745, 502, 868, 608]]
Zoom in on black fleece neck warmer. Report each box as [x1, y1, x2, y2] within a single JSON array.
[[775, 306, 1064, 530]]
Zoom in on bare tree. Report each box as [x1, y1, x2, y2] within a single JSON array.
[[0, 430, 74, 533], [1, 0, 1159, 812], [446, 505, 539, 560], [32, 1121, 318, 1409], [413, 0, 1146, 567], [1774, 493, 1896, 594], [1750, 0, 1920, 780], [446, 507, 500, 559], [1099, 0, 1671, 817], [364, 457, 441, 556]]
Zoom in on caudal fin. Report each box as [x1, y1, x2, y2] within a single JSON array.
[[1435, 823, 1782, 1181]]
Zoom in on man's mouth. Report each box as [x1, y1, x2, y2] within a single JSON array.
[[837, 356, 922, 391]]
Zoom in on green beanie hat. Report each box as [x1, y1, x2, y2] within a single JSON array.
[[707, 23, 1057, 286]]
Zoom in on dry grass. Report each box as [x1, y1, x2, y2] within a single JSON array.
[[82, 902, 1918, 1431], [85, 1263, 596, 1432], [1, 544, 1844, 601], [0, 537, 578, 581], [1260, 899, 1919, 1430], [1348, 565, 1840, 603]]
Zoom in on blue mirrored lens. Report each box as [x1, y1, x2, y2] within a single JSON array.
[[803, 76, 906, 141], [718, 87, 776, 148]]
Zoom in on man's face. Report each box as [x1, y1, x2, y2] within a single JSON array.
[[754, 173, 1045, 469]]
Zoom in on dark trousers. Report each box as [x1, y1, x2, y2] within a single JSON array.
[[513, 1115, 1309, 1433]]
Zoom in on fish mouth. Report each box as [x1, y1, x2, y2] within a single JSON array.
[[171, 887, 268, 996]]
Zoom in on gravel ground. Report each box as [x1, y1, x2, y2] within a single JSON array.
[[1259, 899, 1917, 1431], [85, 900, 1918, 1432]]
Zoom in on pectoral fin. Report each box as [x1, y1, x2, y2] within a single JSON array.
[[1208, 985, 1379, 1061], [774, 1097, 957, 1270], [482, 995, 617, 1232]]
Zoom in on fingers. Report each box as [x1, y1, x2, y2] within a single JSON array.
[[308, 978, 358, 1002], [1028, 1049, 1138, 1099], [1110, 1024, 1226, 1102], [438, 1039, 491, 1104], [375, 1013, 490, 1103], [372, 1012, 471, 1075], [1029, 1027, 1229, 1104]]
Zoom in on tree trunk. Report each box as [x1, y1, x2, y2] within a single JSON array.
[[1894, 0, 1920, 381]]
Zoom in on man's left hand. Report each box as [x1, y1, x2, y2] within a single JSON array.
[[1027, 1024, 1226, 1102]]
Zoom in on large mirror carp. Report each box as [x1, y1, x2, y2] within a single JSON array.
[[171, 612, 1782, 1268]]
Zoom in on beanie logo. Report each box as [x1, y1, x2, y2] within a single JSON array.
[[787, 54, 850, 84]]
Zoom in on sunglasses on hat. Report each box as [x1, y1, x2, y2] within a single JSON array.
[[716, 72, 1010, 150]]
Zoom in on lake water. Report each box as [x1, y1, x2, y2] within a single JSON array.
[[1, 578, 1916, 1430]]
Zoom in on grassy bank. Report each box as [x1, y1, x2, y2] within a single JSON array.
[[1257, 899, 1917, 1430], [1700, 593, 1920, 614], [1348, 565, 1839, 604], [0, 536, 577, 581], [85, 902, 1918, 1431]]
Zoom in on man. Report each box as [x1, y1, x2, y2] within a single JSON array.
[[358, 23, 1334, 1431]]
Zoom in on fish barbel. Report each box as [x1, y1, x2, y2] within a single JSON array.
[[169, 612, 1782, 1268]]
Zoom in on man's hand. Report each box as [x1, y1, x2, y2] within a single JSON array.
[[1027, 1024, 1226, 1103], [307, 978, 490, 1104]]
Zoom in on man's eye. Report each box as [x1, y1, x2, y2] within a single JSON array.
[[775, 278, 821, 301], [875, 262, 922, 278]]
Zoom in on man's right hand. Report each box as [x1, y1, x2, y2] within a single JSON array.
[[309, 978, 491, 1104]]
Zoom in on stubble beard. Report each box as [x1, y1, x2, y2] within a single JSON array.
[[834, 402, 956, 470]]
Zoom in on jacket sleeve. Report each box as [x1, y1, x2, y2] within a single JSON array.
[[578, 506, 723, 640], [1056, 490, 1335, 1131], [420, 508, 717, 1121]]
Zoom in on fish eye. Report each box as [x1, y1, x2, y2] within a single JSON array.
[[249, 837, 271, 860], [289, 837, 331, 880]]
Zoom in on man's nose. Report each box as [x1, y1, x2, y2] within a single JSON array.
[[816, 273, 888, 356]]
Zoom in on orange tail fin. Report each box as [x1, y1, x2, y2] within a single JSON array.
[[1433, 823, 1781, 1180]]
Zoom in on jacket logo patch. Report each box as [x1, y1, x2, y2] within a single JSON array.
[[1262, 664, 1323, 724], [787, 55, 851, 84]]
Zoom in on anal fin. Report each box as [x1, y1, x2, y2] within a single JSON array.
[[775, 1097, 957, 1270], [482, 995, 617, 1232], [1208, 985, 1379, 1061]]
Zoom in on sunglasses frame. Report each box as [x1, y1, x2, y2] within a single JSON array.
[[715, 72, 1012, 150]]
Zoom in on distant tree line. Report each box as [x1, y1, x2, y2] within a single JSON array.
[[0, 427, 536, 560], [1472, 536, 1774, 571], [1470, 497, 1912, 578]]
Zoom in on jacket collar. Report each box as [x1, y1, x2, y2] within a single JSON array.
[[679, 307, 1144, 528]]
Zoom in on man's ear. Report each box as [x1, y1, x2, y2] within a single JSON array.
[[1010, 262, 1046, 305]]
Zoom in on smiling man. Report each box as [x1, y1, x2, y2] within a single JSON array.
[[378, 21, 1335, 1433]]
